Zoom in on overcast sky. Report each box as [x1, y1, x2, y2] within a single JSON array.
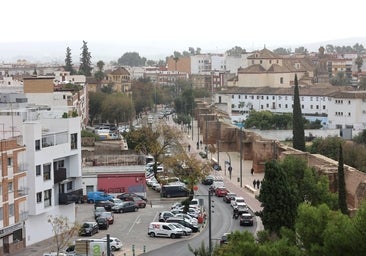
[[2, 0, 366, 61]]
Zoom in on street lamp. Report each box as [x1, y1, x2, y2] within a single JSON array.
[[239, 123, 243, 188], [216, 115, 221, 168], [205, 112, 208, 156]]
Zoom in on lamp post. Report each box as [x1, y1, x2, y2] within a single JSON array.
[[205, 112, 208, 156], [239, 124, 243, 188], [216, 116, 220, 168]]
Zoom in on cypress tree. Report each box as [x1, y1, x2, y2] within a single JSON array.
[[338, 144, 348, 215], [64, 47, 75, 75], [79, 41, 92, 76], [292, 74, 305, 151]]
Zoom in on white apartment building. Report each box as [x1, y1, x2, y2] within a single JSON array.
[[327, 91, 366, 130], [216, 86, 366, 132], [22, 116, 83, 245]]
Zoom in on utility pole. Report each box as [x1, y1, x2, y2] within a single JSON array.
[[240, 125, 243, 188]]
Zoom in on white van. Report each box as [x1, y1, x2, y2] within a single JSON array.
[[148, 222, 184, 238]]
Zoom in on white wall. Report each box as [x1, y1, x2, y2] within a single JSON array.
[[25, 204, 75, 246]]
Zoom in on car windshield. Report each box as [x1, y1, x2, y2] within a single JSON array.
[[83, 223, 91, 227], [236, 198, 245, 203]]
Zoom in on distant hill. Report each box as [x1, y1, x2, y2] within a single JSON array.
[[1, 37, 366, 64]]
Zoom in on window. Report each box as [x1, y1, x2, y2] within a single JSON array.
[[13, 229, 23, 242], [67, 181, 72, 190], [43, 164, 51, 181], [316, 105, 319, 109], [36, 192, 42, 203], [301, 105, 304, 109], [0, 207, 3, 221], [280, 77, 283, 84], [261, 105, 263, 109], [36, 165, 41, 176], [8, 181, 13, 192], [231, 95, 234, 99], [323, 105, 326, 110], [71, 133, 78, 149], [35, 140, 40, 151], [285, 104, 288, 108], [279, 104, 282, 108], [310, 105, 313, 109], [44, 189, 52, 207], [7, 157, 12, 166], [238, 95, 241, 99], [9, 204, 14, 217]]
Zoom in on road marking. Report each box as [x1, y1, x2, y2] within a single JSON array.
[[128, 215, 141, 233]]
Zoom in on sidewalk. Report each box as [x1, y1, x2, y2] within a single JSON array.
[[182, 119, 264, 232]]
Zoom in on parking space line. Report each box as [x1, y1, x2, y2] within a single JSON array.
[[128, 215, 142, 233]]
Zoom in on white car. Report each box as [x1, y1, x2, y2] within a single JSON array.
[[148, 222, 184, 238], [101, 236, 123, 251], [174, 213, 198, 225], [171, 222, 192, 236]]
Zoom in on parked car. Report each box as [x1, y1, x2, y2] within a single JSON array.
[[174, 213, 198, 225], [112, 201, 139, 213], [94, 200, 114, 211], [165, 217, 199, 232], [87, 191, 114, 204], [117, 192, 147, 202], [121, 196, 147, 208], [109, 198, 123, 205], [99, 211, 114, 224], [239, 213, 254, 226], [79, 222, 99, 236], [101, 236, 123, 251], [94, 206, 106, 219], [96, 216, 109, 230], [158, 211, 175, 222], [223, 192, 237, 203], [170, 222, 192, 236], [148, 222, 184, 238], [215, 187, 229, 197]]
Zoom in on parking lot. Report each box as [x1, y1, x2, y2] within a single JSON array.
[[75, 188, 200, 256]]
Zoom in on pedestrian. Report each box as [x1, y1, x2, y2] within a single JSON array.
[[200, 140, 203, 149], [196, 141, 199, 150], [250, 167, 254, 175], [253, 179, 256, 188], [188, 144, 191, 152], [256, 180, 260, 189]]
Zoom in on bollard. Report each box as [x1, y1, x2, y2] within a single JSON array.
[[143, 245, 146, 253], [132, 244, 135, 256], [237, 177, 240, 182]]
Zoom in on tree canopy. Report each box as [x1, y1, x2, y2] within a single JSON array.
[[78, 40, 92, 76], [117, 52, 146, 66]]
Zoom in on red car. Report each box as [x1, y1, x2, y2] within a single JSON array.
[[215, 187, 229, 197]]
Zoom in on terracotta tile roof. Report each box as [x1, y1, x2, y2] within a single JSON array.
[[266, 64, 289, 73], [329, 90, 366, 99], [248, 48, 280, 59], [218, 85, 346, 97], [238, 64, 266, 73], [110, 67, 130, 75]]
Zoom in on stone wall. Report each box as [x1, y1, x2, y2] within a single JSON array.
[[197, 107, 366, 209]]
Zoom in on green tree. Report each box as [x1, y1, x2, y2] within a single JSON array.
[[117, 52, 146, 66], [295, 203, 331, 255], [330, 71, 349, 86], [292, 74, 305, 151], [273, 47, 292, 55], [79, 40, 92, 76], [101, 94, 133, 126], [225, 46, 246, 56], [94, 60, 105, 87], [358, 77, 366, 90], [355, 55, 363, 73], [308, 136, 343, 160], [88, 92, 106, 125], [258, 160, 298, 235], [337, 144, 348, 215], [294, 46, 308, 55], [47, 215, 79, 255], [64, 47, 75, 75], [353, 129, 366, 144]]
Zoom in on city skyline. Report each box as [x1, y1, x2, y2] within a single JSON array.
[[2, 0, 366, 62]]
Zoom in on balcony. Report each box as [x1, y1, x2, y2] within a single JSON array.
[[59, 188, 84, 205], [16, 187, 29, 197], [54, 167, 67, 184]]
